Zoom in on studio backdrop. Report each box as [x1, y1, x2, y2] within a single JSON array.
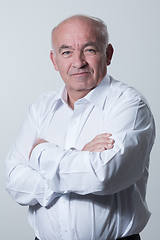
[[0, 1, 159, 239]]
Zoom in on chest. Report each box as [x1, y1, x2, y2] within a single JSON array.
[[38, 102, 109, 150]]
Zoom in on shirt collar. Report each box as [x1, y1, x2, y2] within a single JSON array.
[[53, 84, 68, 104], [84, 74, 111, 109], [53, 74, 111, 110]]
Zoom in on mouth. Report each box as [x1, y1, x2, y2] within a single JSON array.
[[71, 72, 90, 77]]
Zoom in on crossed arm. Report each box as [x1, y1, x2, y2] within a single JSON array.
[[29, 133, 115, 159], [5, 95, 155, 207]]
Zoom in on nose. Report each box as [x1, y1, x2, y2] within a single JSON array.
[[72, 53, 87, 69]]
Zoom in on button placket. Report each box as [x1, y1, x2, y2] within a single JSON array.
[[64, 105, 84, 149], [59, 194, 72, 240], [60, 104, 84, 239]]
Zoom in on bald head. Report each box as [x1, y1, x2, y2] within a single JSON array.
[[49, 14, 114, 106], [51, 15, 109, 54]]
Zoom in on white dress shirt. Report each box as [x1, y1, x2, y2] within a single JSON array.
[[5, 75, 155, 240]]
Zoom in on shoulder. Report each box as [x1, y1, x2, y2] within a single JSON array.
[[32, 90, 59, 108], [109, 75, 148, 106], [105, 76, 155, 135], [102, 76, 153, 122], [28, 88, 62, 122]]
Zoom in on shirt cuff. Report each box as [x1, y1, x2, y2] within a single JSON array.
[[29, 142, 57, 172]]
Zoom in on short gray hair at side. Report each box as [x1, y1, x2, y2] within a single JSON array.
[[51, 14, 109, 53]]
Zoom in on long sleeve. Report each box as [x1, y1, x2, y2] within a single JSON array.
[[29, 96, 155, 196], [5, 76, 156, 239], [5, 103, 60, 206]]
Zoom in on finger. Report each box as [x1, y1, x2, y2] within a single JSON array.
[[82, 134, 114, 152], [90, 147, 105, 153], [91, 141, 114, 152], [95, 133, 112, 139], [107, 138, 115, 144], [105, 143, 114, 149], [91, 137, 114, 148]]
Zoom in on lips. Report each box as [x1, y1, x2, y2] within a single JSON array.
[[70, 71, 91, 76]]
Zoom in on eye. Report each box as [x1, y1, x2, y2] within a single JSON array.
[[87, 49, 95, 52], [62, 51, 71, 57], [85, 48, 96, 55]]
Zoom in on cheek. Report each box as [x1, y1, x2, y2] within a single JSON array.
[[86, 58, 97, 71], [57, 60, 71, 75], [96, 58, 107, 73], [91, 60, 102, 75], [88, 56, 103, 69]]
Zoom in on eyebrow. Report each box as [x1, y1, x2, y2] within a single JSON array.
[[59, 45, 74, 53], [82, 41, 99, 49], [59, 41, 99, 53]]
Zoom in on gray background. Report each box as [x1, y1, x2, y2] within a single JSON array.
[[0, 0, 159, 239]]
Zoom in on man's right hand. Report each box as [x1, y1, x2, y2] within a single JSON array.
[[82, 133, 114, 153]]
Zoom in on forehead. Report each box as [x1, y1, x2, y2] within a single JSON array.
[[53, 19, 98, 49]]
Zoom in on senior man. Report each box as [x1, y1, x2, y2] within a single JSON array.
[[5, 15, 155, 240]]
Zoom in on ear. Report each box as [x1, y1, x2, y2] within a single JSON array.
[[50, 50, 59, 71], [106, 44, 114, 66]]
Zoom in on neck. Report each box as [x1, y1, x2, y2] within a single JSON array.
[[67, 89, 90, 109]]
